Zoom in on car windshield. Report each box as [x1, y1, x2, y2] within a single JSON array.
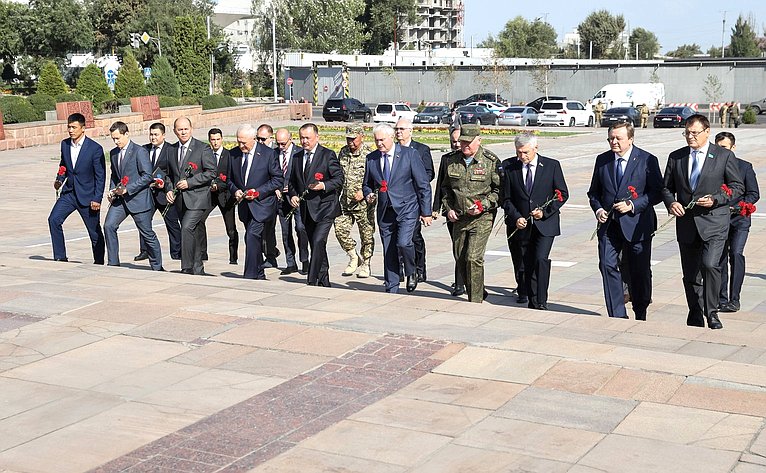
[[541, 103, 564, 110], [421, 107, 444, 113], [458, 106, 478, 112], [377, 104, 393, 113], [325, 100, 342, 108], [505, 107, 525, 113], [607, 108, 631, 113], [659, 107, 684, 114]]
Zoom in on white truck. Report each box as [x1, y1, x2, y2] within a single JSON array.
[[591, 83, 665, 111]]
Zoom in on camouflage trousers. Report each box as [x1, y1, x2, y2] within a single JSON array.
[[334, 205, 376, 261], [452, 212, 494, 303]]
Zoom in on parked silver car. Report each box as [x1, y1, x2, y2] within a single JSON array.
[[498, 106, 539, 126]]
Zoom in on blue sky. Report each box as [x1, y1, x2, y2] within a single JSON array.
[[462, 0, 766, 54]]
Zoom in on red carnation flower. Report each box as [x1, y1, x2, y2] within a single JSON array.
[[246, 189, 259, 199], [555, 189, 564, 202], [314, 172, 324, 181], [120, 176, 129, 186], [721, 184, 732, 197], [627, 185, 638, 199], [380, 179, 388, 192], [189, 162, 198, 171], [738, 201, 756, 217], [154, 177, 164, 188], [57, 165, 66, 176], [218, 173, 227, 182], [474, 200, 484, 213]]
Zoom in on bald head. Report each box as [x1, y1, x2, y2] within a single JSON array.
[[173, 116, 192, 144], [394, 117, 413, 145]]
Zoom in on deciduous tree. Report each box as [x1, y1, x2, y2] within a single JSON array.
[[359, 0, 417, 55], [628, 28, 659, 60], [492, 16, 557, 58], [577, 10, 626, 59], [22, 0, 93, 59], [666, 43, 702, 58]]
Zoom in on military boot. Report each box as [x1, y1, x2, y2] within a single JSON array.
[[357, 259, 371, 278], [343, 250, 361, 276]]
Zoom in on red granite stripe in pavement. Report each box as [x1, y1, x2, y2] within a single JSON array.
[[89, 334, 452, 473]]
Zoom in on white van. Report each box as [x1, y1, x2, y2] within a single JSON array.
[[592, 83, 665, 112]]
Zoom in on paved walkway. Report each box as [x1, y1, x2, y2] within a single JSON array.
[[0, 124, 765, 472]]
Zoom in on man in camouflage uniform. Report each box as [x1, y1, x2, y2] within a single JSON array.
[[639, 104, 649, 128], [440, 124, 501, 303], [334, 124, 376, 278], [594, 101, 605, 127]]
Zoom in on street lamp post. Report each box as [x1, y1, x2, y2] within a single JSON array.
[[272, 5, 277, 102]]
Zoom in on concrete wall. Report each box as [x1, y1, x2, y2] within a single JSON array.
[[294, 60, 766, 107]]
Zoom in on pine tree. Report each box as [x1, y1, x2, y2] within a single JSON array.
[[114, 50, 146, 98], [76, 64, 114, 112], [147, 55, 180, 98], [37, 60, 68, 97], [173, 16, 211, 98], [729, 15, 761, 58]]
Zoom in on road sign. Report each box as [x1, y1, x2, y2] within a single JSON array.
[[141, 32, 150, 45], [143, 67, 152, 79], [106, 69, 116, 91], [286, 77, 294, 86], [323, 85, 328, 92]]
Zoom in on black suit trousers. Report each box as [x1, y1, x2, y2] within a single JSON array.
[[511, 225, 554, 307], [140, 197, 181, 259], [719, 226, 749, 305], [304, 216, 333, 287], [278, 205, 309, 267], [243, 216, 267, 279], [678, 232, 726, 327], [201, 201, 239, 262]]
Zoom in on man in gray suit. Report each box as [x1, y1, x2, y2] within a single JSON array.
[[103, 121, 163, 271], [166, 117, 216, 275], [661, 114, 744, 329]]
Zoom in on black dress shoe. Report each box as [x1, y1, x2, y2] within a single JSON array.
[[229, 259, 238, 265], [171, 255, 181, 261], [483, 290, 489, 300], [707, 313, 724, 329], [261, 258, 278, 269], [417, 272, 426, 283], [516, 296, 528, 304], [54, 257, 68, 262], [281, 265, 299, 275], [537, 304, 548, 311], [399, 273, 405, 283], [451, 285, 466, 296], [133, 251, 149, 261], [180, 268, 193, 274], [299, 261, 309, 275], [155, 267, 165, 272], [201, 254, 209, 261], [720, 302, 740, 313], [406, 275, 418, 293]]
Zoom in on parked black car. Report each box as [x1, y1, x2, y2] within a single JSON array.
[[322, 98, 372, 122], [456, 105, 498, 125], [526, 95, 567, 112], [601, 106, 641, 127], [453, 93, 507, 108], [414, 105, 452, 124], [653, 106, 696, 128]]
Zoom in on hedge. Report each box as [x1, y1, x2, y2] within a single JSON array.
[[0, 96, 37, 124], [28, 93, 56, 120]]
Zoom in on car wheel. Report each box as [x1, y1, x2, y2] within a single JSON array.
[[569, 117, 576, 127], [754, 106, 762, 115], [474, 118, 481, 125], [364, 112, 371, 123], [437, 117, 443, 124], [588, 116, 594, 127], [521, 118, 528, 126], [493, 117, 499, 126]]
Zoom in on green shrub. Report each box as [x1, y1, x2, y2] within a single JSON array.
[[114, 51, 146, 98], [179, 96, 199, 106], [147, 56, 180, 98], [28, 93, 56, 120], [76, 64, 113, 113], [158, 95, 181, 107], [55, 92, 86, 103], [198, 94, 236, 110], [37, 61, 68, 97], [742, 107, 757, 125], [0, 96, 38, 123]]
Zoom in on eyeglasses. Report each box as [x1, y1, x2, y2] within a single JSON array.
[[682, 129, 708, 138], [256, 137, 268, 142], [276, 142, 288, 146], [393, 127, 411, 131]]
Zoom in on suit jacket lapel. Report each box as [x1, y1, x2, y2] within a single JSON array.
[[680, 146, 691, 189], [390, 144, 401, 178], [620, 150, 639, 190]]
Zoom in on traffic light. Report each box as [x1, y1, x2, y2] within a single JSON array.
[[130, 33, 140, 49]]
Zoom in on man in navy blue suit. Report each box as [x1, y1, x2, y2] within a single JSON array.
[[714, 132, 759, 313], [275, 128, 309, 275], [228, 124, 283, 279], [48, 113, 106, 264], [103, 121, 163, 271], [587, 122, 663, 320], [363, 123, 432, 294]]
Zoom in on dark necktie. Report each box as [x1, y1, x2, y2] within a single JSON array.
[[281, 150, 288, 177], [303, 151, 312, 179], [151, 147, 157, 167], [383, 153, 391, 181], [616, 158, 624, 186], [525, 163, 533, 193], [118, 149, 125, 175], [690, 150, 700, 190], [178, 144, 186, 165]]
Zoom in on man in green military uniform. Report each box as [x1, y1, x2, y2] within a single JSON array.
[[594, 101, 604, 127], [440, 124, 501, 303], [334, 124, 375, 278], [639, 104, 649, 128], [728, 102, 740, 128]]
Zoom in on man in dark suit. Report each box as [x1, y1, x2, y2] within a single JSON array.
[[587, 122, 663, 320], [204, 128, 239, 265], [135, 122, 181, 262], [227, 124, 283, 279], [502, 133, 568, 310], [257, 123, 280, 269], [103, 121, 163, 271], [714, 132, 759, 313], [165, 116, 216, 275], [48, 113, 106, 264], [363, 123, 432, 294], [288, 123, 344, 287], [661, 114, 744, 329], [275, 128, 309, 275], [432, 127, 465, 296], [395, 117, 434, 282]]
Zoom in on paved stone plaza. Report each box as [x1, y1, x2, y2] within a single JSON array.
[[0, 124, 765, 472]]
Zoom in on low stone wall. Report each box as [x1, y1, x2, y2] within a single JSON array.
[[0, 103, 293, 151]]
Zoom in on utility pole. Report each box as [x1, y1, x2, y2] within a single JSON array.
[[721, 11, 727, 58], [272, 5, 277, 102], [207, 16, 213, 95]]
